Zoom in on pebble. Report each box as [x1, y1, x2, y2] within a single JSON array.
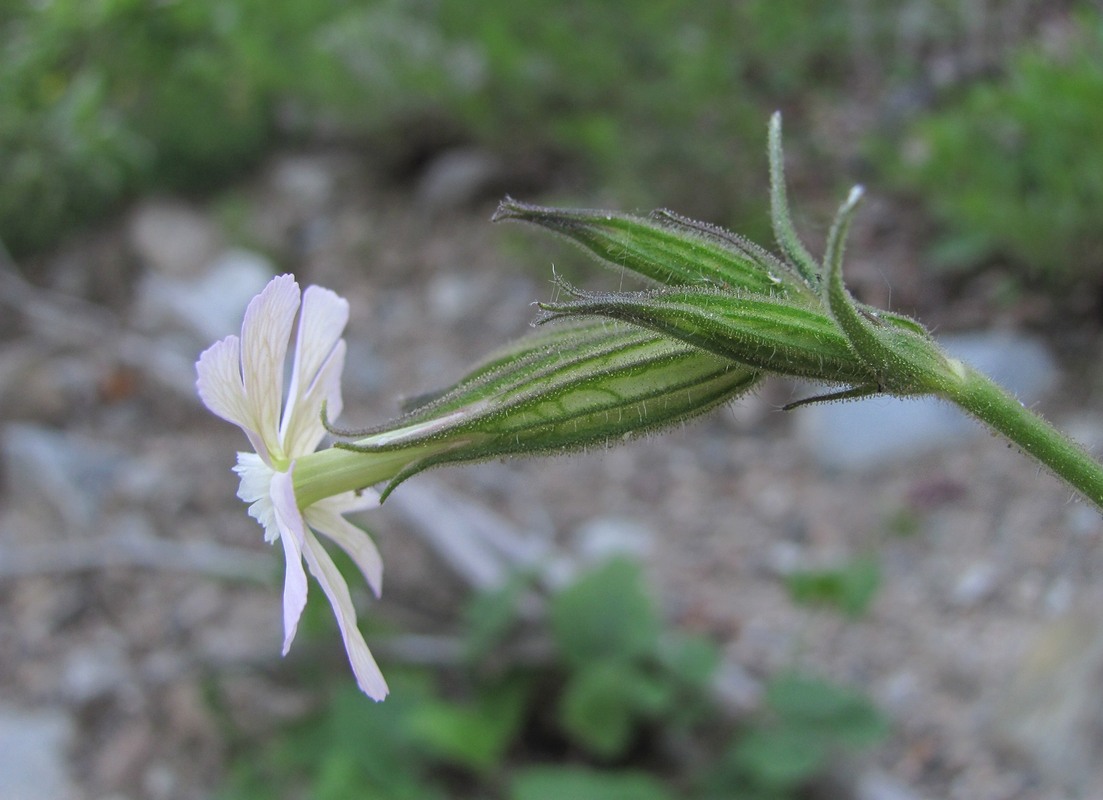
[[415, 147, 504, 212], [854, 769, 927, 800], [796, 332, 1057, 469], [0, 706, 77, 800], [60, 640, 131, 703], [950, 562, 999, 607], [573, 515, 655, 565], [133, 248, 274, 342], [2, 423, 126, 533], [127, 199, 222, 278], [991, 613, 1103, 793]]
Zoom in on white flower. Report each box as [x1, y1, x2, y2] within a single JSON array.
[[196, 274, 388, 700]]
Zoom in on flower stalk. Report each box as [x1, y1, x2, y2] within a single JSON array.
[[942, 364, 1103, 509]]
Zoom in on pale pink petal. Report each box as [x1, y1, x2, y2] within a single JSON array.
[[271, 469, 309, 655], [305, 502, 384, 596], [281, 285, 349, 455], [302, 533, 389, 700], [241, 275, 301, 462], [197, 336, 273, 459], [282, 340, 346, 458]]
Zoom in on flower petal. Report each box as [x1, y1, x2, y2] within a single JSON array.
[[241, 275, 301, 463], [302, 532, 389, 700], [271, 468, 309, 655], [233, 453, 280, 540], [305, 501, 384, 597], [281, 285, 350, 456], [284, 339, 347, 458], [197, 335, 274, 458]]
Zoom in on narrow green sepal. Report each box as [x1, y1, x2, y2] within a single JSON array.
[[768, 112, 821, 288], [493, 197, 810, 297], [823, 186, 959, 395]]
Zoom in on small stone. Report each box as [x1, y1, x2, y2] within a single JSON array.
[[127, 199, 221, 278], [60, 640, 131, 703], [573, 516, 655, 565], [270, 155, 337, 209], [854, 770, 925, 800], [416, 147, 504, 212], [991, 614, 1103, 794], [0, 706, 77, 800], [133, 248, 273, 342], [796, 332, 1057, 469], [951, 562, 999, 607]]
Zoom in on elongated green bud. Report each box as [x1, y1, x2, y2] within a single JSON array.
[[537, 281, 880, 386], [493, 198, 813, 299], [322, 321, 760, 500]]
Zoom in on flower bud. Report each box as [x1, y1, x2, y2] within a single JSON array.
[[493, 198, 812, 298], [537, 281, 880, 386]]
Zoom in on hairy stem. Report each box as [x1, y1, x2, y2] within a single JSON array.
[[943, 364, 1103, 511]]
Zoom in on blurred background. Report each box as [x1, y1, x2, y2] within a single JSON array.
[[3, 1, 1103, 798]]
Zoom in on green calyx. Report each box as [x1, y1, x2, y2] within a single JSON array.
[[330, 320, 760, 501]]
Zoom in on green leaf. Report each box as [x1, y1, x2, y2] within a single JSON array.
[[732, 726, 826, 790], [558, 660, 673, 758], [406, 676, 530, 774], [764, 672, 889, 748], [783, 556, 881, 617], [559, 660, 639, 758], [657, 633, 720, 690], [462, 570, 536, 662], [511, 766, 673, 800], [550, 558, 661, 665]]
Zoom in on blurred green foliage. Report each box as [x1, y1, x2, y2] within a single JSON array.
[[1, 0, 288, 253], [703, 673, 888, 799], [0, 0, 883, 256], [784, 556, 881, 617], [872, 8, 1103, 287], [219, 557, 887, 799]]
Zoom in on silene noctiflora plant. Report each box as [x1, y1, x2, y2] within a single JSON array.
[[197, 114, 1103, 697]]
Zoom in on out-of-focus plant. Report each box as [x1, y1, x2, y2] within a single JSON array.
[[0, 0, 308, 254], [5, 0, 992, 256], [784, 556, 881, 618], [217, 556, 885, 800], [872, 8, 1103, 288]]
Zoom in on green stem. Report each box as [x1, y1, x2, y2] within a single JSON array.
[[943, 364, 1103, 511]]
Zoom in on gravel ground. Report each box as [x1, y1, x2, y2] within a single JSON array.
[[2, 143, 1103, 800]]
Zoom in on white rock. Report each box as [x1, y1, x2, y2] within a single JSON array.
[[0, 706, 77, 800], [951, 561, 999, 607], [796, 332, 1057, 469], [573, 516, 655, 564], [416, 147, 503, 212], [992, 613, 1103, 794], [127, 199, 221, 278], [133, 249, 273, 341]]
